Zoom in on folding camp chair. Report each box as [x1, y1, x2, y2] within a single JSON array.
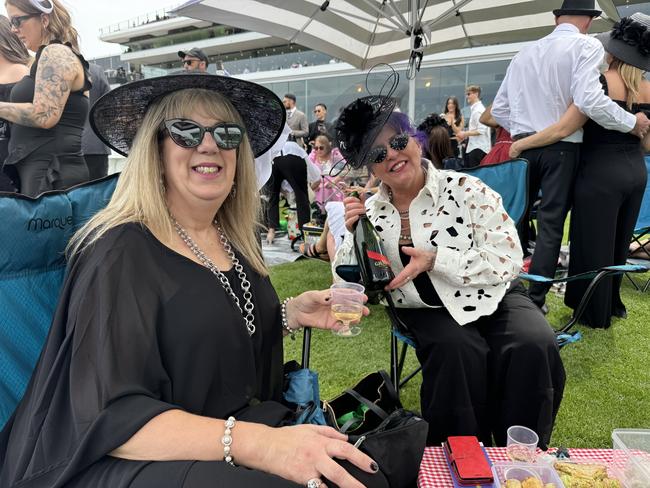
[[625, 156, 650, 292], [0, 175, 118, 428]]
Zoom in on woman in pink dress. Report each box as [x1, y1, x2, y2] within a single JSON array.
[[308, 134, 345, 210]]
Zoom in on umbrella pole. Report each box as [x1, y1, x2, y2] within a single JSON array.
[[408, 76, 416, 120]]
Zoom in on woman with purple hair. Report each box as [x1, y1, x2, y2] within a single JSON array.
[[332, 102, 565, 448]]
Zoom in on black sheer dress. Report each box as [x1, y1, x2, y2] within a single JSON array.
[[565, 77, 649, 328], [0, 223, 300, 487]]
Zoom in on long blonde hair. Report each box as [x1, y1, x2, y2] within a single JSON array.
[[611, 57, 645, 109], [68, 88, 267, 276], [5, 0, 80, 52]]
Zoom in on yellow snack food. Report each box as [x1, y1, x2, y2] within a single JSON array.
[[521, 477, 543, 488], [554, 461, 622, 488], [505, 480, 522, 488]]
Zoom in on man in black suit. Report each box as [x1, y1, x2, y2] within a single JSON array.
[[306, 103, 332, 152]]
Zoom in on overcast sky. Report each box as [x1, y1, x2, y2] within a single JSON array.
[[1, 0, 171, 59]]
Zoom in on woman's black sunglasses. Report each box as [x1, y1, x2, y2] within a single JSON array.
[[10, 13, 40, 28], [161, 119, 245, 150], [365, 133, 410, 165]]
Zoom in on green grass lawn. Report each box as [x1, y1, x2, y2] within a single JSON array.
[[270, 257, 650, 449]]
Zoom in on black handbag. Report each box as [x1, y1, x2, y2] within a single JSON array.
[[323, 371, 429, 488]]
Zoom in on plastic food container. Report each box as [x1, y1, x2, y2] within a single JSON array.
[[491, 461, 565, 488], [611, 429, 650, 488]]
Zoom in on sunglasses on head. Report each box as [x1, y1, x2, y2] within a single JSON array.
[[10, 13, 40, 28], [161, 119, 245, 150], [365, 133, 410, 165]]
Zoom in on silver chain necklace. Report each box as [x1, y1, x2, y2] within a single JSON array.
[[171, 216, 256, 336]]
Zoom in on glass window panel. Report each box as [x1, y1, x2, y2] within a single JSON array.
[[467, 60, 510, 107]]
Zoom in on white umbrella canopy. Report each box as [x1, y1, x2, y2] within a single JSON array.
[[173, 0, 623, 78]]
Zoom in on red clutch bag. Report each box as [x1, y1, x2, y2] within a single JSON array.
[[444, 436, 493, 485]]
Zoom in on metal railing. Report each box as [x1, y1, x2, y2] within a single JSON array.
[[99, 3, 183, 36]]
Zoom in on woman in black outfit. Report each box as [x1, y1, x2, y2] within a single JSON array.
[[510, 13, 650, 328], [440, 96, 464, 157], [0, 15, 29, 192], [0, 0, 89, 197], [0, 74, 385, 488]]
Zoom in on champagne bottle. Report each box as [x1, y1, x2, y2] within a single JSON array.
[[349, 191, 394, 290]]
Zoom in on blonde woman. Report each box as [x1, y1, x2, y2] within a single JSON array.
[[0, 0, 89, 196], [0, 14, 29, 191], [509, 13, 650, 328], [0, 75, 384, 488]]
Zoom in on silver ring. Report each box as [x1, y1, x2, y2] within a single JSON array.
[[307, 478, 322, 488], [405, 275, 411, 282]]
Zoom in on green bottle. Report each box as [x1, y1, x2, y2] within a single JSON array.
[[350, 191, 394, 290]]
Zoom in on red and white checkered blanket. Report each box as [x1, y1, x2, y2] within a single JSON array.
[[418, 446, 615, 487]]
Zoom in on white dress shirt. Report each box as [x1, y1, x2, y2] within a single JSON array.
[[466, 100, 491, 154], [491, 23, 636, 143], [331, 161, 523, 326]]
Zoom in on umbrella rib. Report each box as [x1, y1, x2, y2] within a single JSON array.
[[417, 0, 430, 26], [385, 0, 410, 31], [358, 0, 408, 32], [362, 3, 385, 69], [327, 6, 401, 32], [423, 0, 475, 30], [288, 2, 324, 44]]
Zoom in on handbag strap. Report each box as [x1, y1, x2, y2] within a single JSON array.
[[343, 387, 389, 421], [377, 370, 401, 408]]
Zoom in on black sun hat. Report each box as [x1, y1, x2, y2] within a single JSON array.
[[90, 73, 286, 158], [597, 13, 650, 72]]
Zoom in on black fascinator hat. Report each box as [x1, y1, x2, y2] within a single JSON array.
[[334, 68, 399, 169], [597, 13, 650, 72], [416, 113, 449, 134], [90, 73, 286, 158]]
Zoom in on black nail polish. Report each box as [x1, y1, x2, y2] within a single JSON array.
[[370, 462, 379, 472]]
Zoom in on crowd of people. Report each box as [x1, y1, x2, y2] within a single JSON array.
[[0, 0, 649, 487]]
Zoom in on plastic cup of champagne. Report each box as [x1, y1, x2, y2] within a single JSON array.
[[506, 425, 539, 463], [330, 282, 365, 337]]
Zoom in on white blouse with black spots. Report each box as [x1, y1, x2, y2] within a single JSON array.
[[332, 161, 523, 326]]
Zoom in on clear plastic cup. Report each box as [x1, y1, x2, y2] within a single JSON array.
[[329, 282, 365, 337], [506, 425, 539, 463]]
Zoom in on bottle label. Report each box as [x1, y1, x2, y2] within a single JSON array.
[[367, 250, 390, 268]]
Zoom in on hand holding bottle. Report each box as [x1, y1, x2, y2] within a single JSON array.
[[343, 195, 367, 232]]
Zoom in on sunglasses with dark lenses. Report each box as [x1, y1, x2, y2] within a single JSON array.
[[162, 119, 245, 150], [365, 133, 410, 165], [314, 145, 326, 150], [10, 13, 40, 28]]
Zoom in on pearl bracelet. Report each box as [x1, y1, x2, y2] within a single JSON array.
[[281, 297, 297, 340], [222, 416, 236, 466]]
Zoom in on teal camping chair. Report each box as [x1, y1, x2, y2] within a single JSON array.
[[0, 175, 118, 428]]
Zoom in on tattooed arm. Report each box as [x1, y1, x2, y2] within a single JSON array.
[[0, 43, 84, 129]]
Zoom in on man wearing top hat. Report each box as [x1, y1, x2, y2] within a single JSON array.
[[491, 0, 650, 313]]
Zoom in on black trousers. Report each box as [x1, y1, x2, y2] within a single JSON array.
[[397, 283, 565, 448], [520, 142, 580, 307], [464, 148, 486, 168], [85, 154, 109, 181], [266, 154, 311, 232], [565, 142, 647, 328], [15, 154, 89, 197]]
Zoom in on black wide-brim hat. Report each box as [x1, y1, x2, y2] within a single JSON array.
[[597, 13, 650, 72], [553, 0, 601, 17], [334, 95, 397, 170], [90, 73, 286, 158]]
